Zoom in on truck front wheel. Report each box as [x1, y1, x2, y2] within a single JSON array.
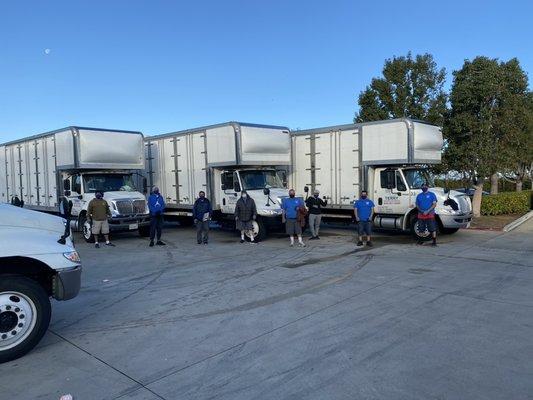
[[410, 216, 433, 242], [246, 218, 267, 242], [0, 277, 51, 363], [79, 216, 94, 243]]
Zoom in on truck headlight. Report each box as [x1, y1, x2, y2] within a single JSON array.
[[63, 251, 81, 263]]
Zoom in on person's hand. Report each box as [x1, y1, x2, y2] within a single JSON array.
[[252, 215, 256, 220], [235, 216, 238, 221], [423, 211, 429, 216]]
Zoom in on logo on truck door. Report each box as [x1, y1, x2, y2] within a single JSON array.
[[383, 195, 401, 205]]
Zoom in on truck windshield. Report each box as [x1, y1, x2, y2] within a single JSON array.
[[83, 174, 137, 193], [240, 170, 283, 190], [403, 169, 435, 189]]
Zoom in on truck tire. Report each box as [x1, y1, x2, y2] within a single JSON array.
[[245, 218, 267, 242], [79, 216, 94, 243], [138, 225, 150, 237], [441, 227, 459, 235], [409, 216, 433, 241], [0, 276, 51, 363]]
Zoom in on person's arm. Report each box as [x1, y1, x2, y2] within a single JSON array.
[[252, 199, 257, 219], [87, 201, 93, 221], [106, 202, 112, 218], [208, 200, 213, 216], [234, 200, 241, 220], [320, 198, 327, 207], [193, 200, 198, 222], [370, 206, 375, 220], [354, 204, 359, 222]]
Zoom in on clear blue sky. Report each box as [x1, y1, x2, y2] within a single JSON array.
[[1, 0, 532, 142]]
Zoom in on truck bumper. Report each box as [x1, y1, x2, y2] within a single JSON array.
[[108, 215, 150, 232], [439, 213, 473, 229], [53, 265, 82, 300]]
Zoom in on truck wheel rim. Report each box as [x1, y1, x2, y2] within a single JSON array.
[[245, 221, 260, 239], [415, 221, 430, 238], [83, 221, 92, 240], [0, 292, 37, 351]]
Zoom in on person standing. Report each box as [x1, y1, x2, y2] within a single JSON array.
[[57, 194, 73, 244], [281, 189, 306, 247], [305, 189, 327, 240], [148, 187, 166, 247], [87, 191, 115, 248], [193, 191, 212, 245], [354, 190, 375, 247], [235, 190, 258, 243], [415, 183, 438, 246]]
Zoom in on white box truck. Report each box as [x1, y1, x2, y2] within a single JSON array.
[[290, 118, 473, 239], [144, 122, 292, 240], [0, 127, 151, 241]]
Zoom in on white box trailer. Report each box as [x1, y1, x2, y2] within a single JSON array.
[[1, 127, 151, 240], [290, 119, 473, 238], [145, 122, 292, 239]]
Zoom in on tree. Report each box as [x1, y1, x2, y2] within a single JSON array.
[[354, 52, 447, 125], [444, 57, 530, 216]]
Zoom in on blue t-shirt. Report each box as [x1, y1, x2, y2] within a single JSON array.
[[416, 191, 437, 215], [282, 197, 303, 219], [354, 198, 375, 221]]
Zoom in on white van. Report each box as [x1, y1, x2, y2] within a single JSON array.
[[0, 204, 82, 363]]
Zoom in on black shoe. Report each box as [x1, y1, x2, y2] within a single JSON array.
[[156, 241, 166, 246], [240, 239, 245, 243], [316, 236, 320, 240], [431, 241, 437, 247], [203, 241, 208, 245], [105, 242, 116, 247], [417, 239, 424, 245], [95, 243, 100, 248], [57, 238, 66, 245], [309, 236, 318, 240], [197, 241, 202, 245], [357, 241, 363, 247], [149, 241, 154, 247], [367, 241, 373, 247]]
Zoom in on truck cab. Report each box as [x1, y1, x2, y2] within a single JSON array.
[[217, 168, 288, 239], [373, 166, 473, 237], [62, 171, 150, 241]]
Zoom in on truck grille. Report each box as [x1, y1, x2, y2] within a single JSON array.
[[115, 199, 146, 215]]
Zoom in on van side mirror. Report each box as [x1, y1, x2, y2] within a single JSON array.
[[233, 181, 241, 192], [263, 188, 270, 196], [304, 186, 309, 193], [63, 179, 71, 191]]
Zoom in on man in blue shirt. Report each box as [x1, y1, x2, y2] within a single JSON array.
[[148, 186, 166, 247], [415, 183, 438, 246], [193, 191, 212, 244], [281, 189, 306, 247], [354, 190, 375, 247]]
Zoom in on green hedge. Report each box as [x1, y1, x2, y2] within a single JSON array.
[[480, 191, 532, 216]]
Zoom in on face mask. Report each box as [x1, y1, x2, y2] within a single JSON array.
[[289, 194, 295, 198], [95, 193, 103, 199], [241, 194, 247, 198], [314, 194, 319, 198], [199, 194, 205, 199], [422, 187, 428, 193], [361, 195, 367, 199]]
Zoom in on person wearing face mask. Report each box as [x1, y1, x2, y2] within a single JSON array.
[[193, 191, 212, 244], [415, 183, 438, 246], [148, 186, 166, 247], [281, 189, 306, 247], [87, 191, 115, 248], [354, 190, 375, 247], [305, 189, 328, 240], [234, 190, 258, 243]]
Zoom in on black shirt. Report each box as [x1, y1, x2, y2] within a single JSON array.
[[305, 196, 327, 215]]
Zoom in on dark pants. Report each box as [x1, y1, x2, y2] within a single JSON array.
[[418, 217, 437, 233], [196, 221, 209, 243], [150, 214, 164, 241], [357, 220, 372, 236]]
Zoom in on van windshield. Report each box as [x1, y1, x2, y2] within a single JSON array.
[[240, 170, 283, 190], [83, 174, 137, 193], [402, 169, 435, 189]]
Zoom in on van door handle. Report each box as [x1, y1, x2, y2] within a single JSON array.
[[378, 197, 383, 205]]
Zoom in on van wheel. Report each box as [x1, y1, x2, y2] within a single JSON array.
[[0, 277, 51, 363], [79, 216, 94, 243], [245, 218, 267, 242], [410, 217, 432, 241]]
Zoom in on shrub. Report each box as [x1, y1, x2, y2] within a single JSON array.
[[480, 190, 532, 216]]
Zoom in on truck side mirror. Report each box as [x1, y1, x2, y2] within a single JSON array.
[[263, 188, 270, 196], [233, 182, 241, 192], [63, 179, 71, 191], [385, 170, 395, 189], [304, 186, 309, 193], [221, 184, 226, 191], [142, 177, 148, 194]]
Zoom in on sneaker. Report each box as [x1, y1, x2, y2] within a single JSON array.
[[156, 241, 166, 246], [197, 241, 202, 244], [149, 241, 154, 247], [356, 241, 363, 247], [366, 241, 373, 247], [309, 236, 318, 240], [298, 242, 306, 247], [316, 236, 320, 240], [431, 241, 437, 247], [95, 243, 100, 248], [105, 242, 116, 247], [240, 239, 245, 243], [250, 241, 258, 244], [203, 241, 208, 245], [290, 243, 294, 247]]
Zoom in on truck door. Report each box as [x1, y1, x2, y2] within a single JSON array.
[[220, 171, 239, 214], [64, 174, 84, 217], [374, 168, 410, 215]]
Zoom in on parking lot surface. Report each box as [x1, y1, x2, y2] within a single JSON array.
[[1, 221, 532, 400]]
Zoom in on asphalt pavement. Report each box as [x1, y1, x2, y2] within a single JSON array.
[[1, 221, 532, 400]]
